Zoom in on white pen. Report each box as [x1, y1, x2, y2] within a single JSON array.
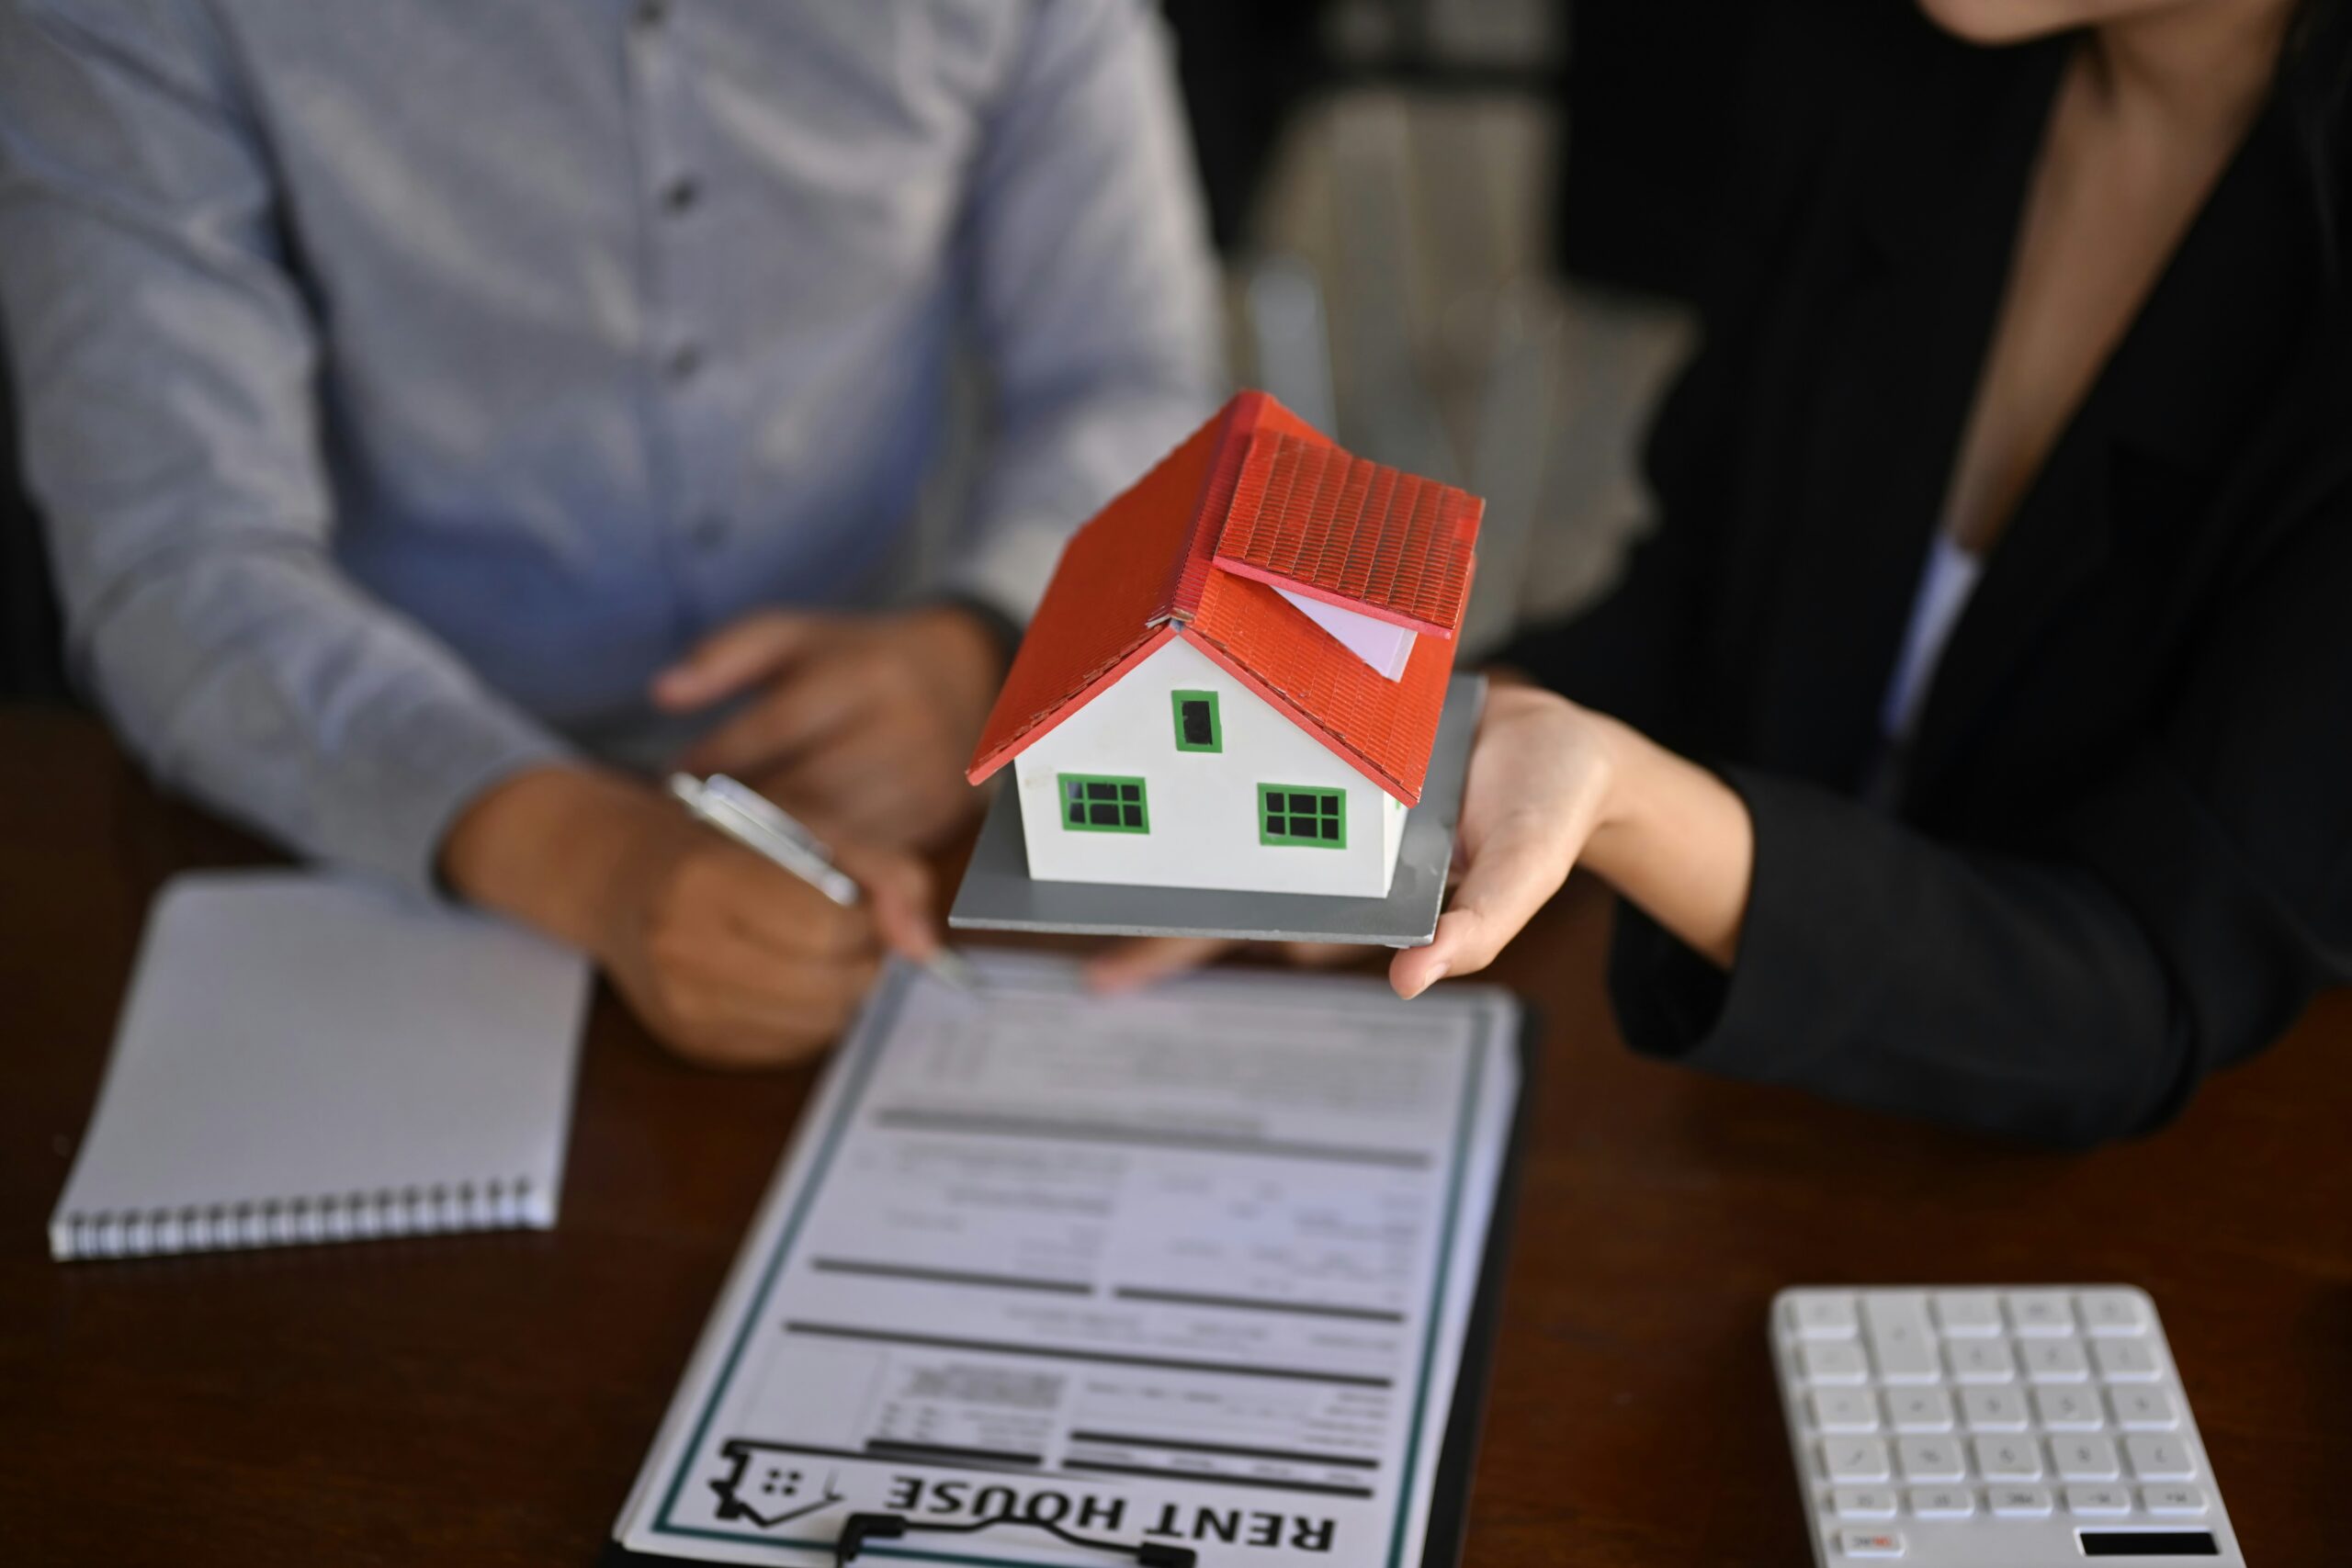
[[665, 773, 979, 993]]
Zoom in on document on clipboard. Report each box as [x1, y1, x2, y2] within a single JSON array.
[[612, 952, 1528, 1568]]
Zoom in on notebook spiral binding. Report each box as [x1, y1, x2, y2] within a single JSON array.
[[54, 1175, 540, 1260]]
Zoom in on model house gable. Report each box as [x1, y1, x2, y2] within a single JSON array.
[[1009, 639, 1408, 899]]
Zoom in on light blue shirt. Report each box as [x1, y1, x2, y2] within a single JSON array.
[[0, 0, 1221, 892]]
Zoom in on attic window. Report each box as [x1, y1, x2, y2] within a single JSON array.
[[1260, 784, 1345, 849], [1274, 590, 1416, 682], [1060, 773, 1148, 833], [1171, 690, 1221, 752]]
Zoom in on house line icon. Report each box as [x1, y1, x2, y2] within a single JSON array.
[[966, 390, 1484, 901]]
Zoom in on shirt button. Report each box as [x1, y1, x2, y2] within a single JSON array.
[[662, 175, 699, 215], [665, 343, 702, 383], [686, 514, 729, 550]]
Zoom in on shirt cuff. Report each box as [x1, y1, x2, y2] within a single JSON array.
[[944, 514, 1080, 626], [307, 693, 575, 902], [1605, 764, 1860, 1086]]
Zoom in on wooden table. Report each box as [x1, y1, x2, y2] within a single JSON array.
[[4, 707, 2346, 1566]]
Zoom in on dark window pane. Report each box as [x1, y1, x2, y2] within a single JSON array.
[[1120, 783, 1140, 801], [1320, 795, 1340, 815], [1088, 781, 1115, 800], [1181, 701, 1213, 745], [1290, 816, 1317, 837], [1289, 793, 1316, 812], [1320, 818, 1340, 840], [1264, 791, 1283, 811], [1089, 803, 1119, 826], [1069, 803, 1086, 825], [1122, 806, 1143, 828], [1266, 817, 1284, 837]]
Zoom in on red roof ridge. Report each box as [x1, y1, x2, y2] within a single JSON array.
[[1151, 390, 1335, 630]]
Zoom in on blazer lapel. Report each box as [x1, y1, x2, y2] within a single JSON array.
[[1750, 39, 2065, 790], [1904, 90, 2318, 790]]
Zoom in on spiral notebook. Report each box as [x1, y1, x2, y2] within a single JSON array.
[[50, 870, 592, 1261]]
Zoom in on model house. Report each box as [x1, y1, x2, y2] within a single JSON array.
[[965, 391, 1484, 899]]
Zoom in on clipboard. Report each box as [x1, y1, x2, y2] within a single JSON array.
[[602, 976, 1537, 1568]]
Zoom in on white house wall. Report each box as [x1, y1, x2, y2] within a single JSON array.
[[1012, 637, 1408, 897]]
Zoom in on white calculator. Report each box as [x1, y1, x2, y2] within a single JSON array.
[[1771, 1287, 2243, 1564]]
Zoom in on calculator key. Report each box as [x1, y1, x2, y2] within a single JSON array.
[[1895, 1437, 1965, 1483], [2143, 1483, 2210, 1517], [2033, 1387, 2103, 1430], [2006, 1291, 2075, 1336], [1972, 1436, 2043, 1481], [2110, 1387, 2181, 1431], [1987, 1484, 2055, 1518], [1946, 1339, 2017, 1383], [2021, 1337, 2091, 1383], [2076, 1290, 2150, 1337], [1959, 1385, 2029, 1432], [2064, 1483, 2132, 1517], [1824, 1438, 1893, 1483], [1861, 1293, 1939, 1384], [1931, 1290, 2002, 1337], [1803, 1341, 1871, 1384], [1788, 1293, 1860, 1340], [1835, 1529, 1905, 1559], [2125, 1435, 2197, 1481], [2052, 1435, 2122, 1482], [1886, 1387, 1955, 1433], [2093, 1338, 2162, 1382], [1832, 1487, 1897, 1519], [1811, 1390, 1880, 1434], [1907, 1486, 1973, 1519]]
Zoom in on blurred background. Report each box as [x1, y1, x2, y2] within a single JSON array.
[[1164, 0, 1740, 656], [0, 0, 1755, 698]]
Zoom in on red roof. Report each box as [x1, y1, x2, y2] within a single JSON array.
[[1215, 433, 1480, 635], [966, 392, 1485, 805]]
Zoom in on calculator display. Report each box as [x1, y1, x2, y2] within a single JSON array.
[[2078, 1531, 2220, 1556]]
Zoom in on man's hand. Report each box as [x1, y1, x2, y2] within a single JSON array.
[[441, 765, 939, 1068], [651, 605, 1007, 850]]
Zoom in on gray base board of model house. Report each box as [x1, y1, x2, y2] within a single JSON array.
[[950, 673, 1485, 948]]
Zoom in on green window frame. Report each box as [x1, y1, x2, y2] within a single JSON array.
[[1059, 773, 1149, 833], [1170, 690, 1222, 752], [1260, 783, 1346, 849]]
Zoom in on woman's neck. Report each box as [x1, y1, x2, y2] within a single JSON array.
[[2086, 0, 2299, 143]]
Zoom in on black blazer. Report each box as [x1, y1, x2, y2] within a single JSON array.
[[1510, 8, 2352, 1145]]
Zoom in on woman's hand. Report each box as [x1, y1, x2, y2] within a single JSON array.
[[1085, 681, 1755, 999], [1086, 684, 1625, 999], [1386, 682, 1624, 997]]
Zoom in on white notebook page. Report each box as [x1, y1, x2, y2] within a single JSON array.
[[51, 870, 591, 1259]]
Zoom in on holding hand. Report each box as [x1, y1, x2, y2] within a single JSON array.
[[1087, 682, 1754, 999], [442, 767, 940, 1067], [1385, 683, 1623, 997], [651, 605, 1006, 851]]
